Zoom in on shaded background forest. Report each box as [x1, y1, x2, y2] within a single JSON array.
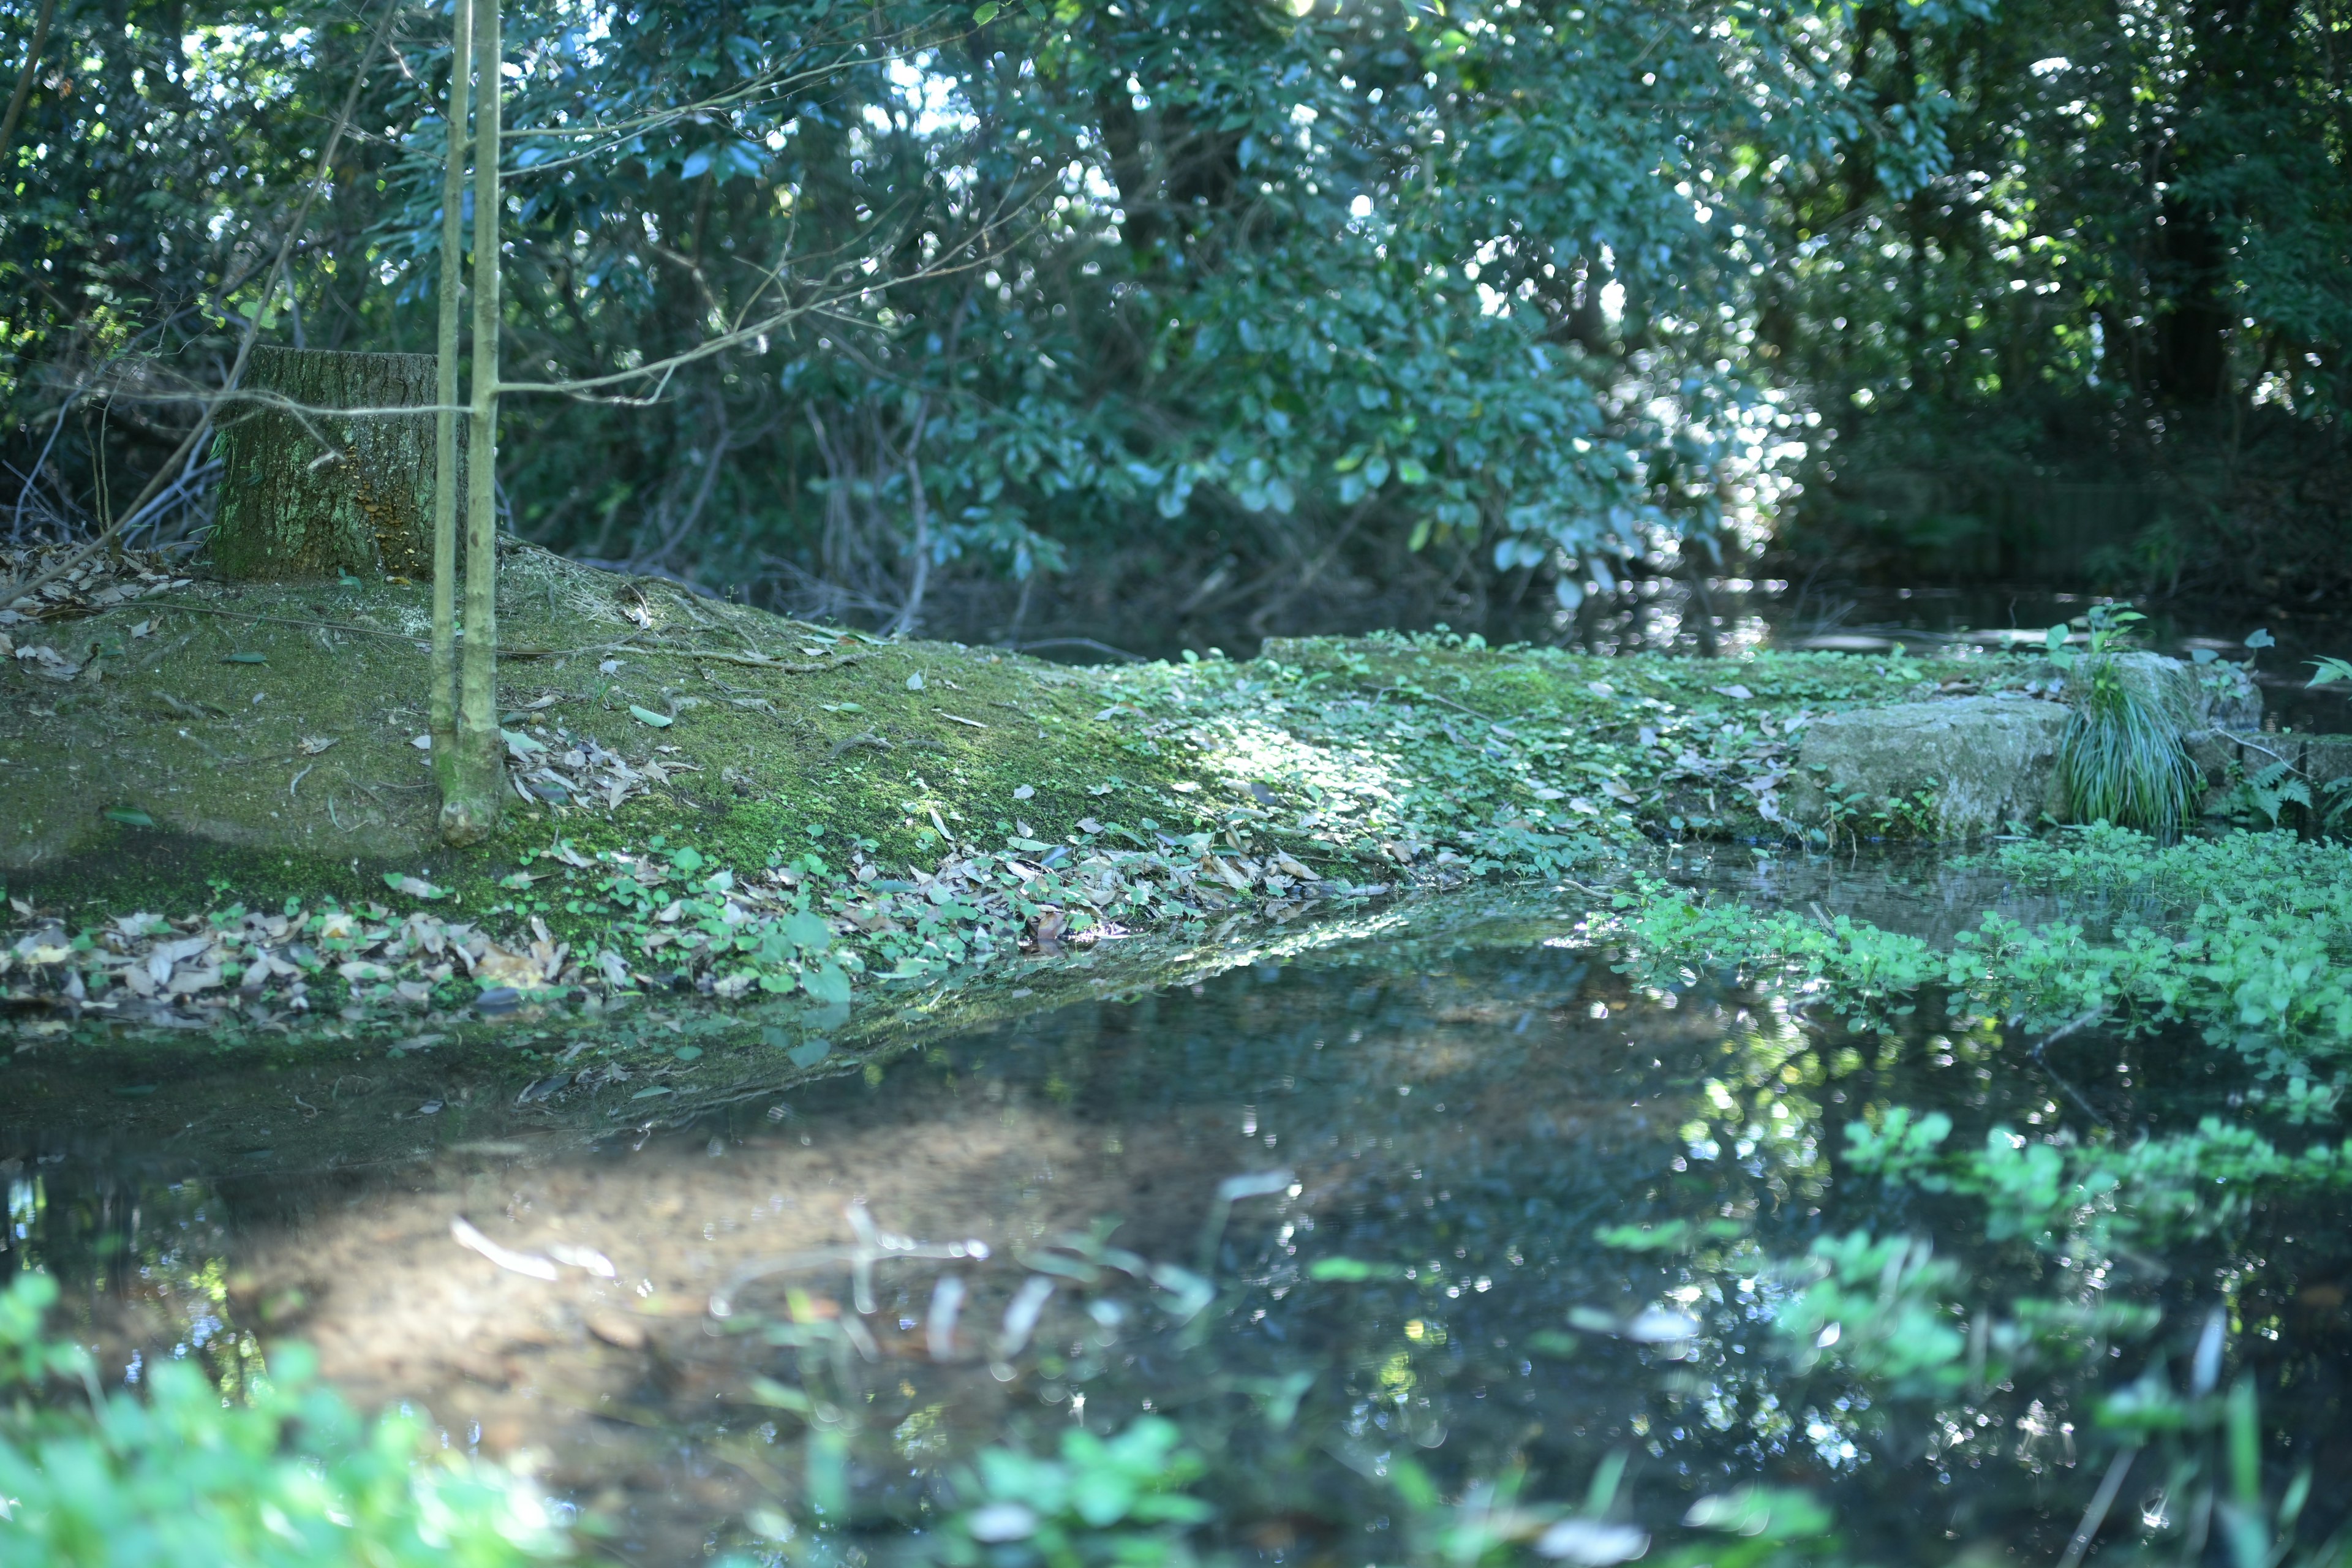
[[4, 0, 2350, 655]]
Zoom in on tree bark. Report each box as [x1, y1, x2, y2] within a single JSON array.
[[440, 0, 503, 844], [209, 346, 442, 581], [431, 0, 472, 797]]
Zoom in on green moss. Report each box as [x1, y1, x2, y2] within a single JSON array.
[[6, 565, 2064, 1033]]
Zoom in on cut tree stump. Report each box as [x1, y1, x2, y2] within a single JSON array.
[[209, 346, 458, 581]]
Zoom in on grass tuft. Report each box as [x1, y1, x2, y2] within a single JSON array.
[[2059, 655, 2198, 834]]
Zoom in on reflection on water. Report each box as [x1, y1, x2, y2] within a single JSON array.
[[4, 878, 2348, 1562]]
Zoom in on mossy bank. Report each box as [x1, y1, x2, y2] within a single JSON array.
[[2, 545, 2294, 1050]]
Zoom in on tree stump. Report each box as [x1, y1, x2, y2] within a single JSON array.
[[209, 346, 456, 581]]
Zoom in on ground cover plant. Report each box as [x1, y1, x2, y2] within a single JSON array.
[[0, 1275, 569, 1564]]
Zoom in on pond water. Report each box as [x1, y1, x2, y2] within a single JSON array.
[[6, 859, 2348, 1564]]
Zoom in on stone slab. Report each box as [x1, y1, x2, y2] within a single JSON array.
[[1785, 695, 2070, 838]]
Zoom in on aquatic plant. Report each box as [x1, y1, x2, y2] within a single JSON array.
[[0, 1273, 571, 1566], [931, 1418, 1212, 1568], [1613, 826, 2352, 1066]]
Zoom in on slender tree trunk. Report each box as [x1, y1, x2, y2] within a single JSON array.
[[441, 0, 502, 844], [1683, 531, 1721, 658], [430, 0, 471, 801], [887, 395, 933, 639], [0, 0, 57, 168]]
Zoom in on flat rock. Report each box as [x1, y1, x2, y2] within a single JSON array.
[[1787, 695, 2069, 838]]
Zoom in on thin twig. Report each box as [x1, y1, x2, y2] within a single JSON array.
[[2029, 1007, 2108, 1125], [2056, 1446, 2135, 1568]]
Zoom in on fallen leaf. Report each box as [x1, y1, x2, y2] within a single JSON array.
[[1013, 783, 1035, 800], [129, 619, 153, 638], [384, 873, 448, 900], [628, 704, 674, 728], [298, 735, 339, 755], [475, 944, 544, 986], [105, 807, 156, 827], [1077, 816, 1104, 834], [412, 734, 434, 750], [586, 1313, 648, 1351], [906, 671, 925, 690], [1712, 684, 1755, 701], [940, 711, 987, 729], [221, 652, 266, 665]]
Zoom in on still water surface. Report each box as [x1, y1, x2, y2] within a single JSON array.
[[6, 864, 2346, 1562]]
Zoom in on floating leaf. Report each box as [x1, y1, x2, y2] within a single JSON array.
[[629, 704, 674, 728]]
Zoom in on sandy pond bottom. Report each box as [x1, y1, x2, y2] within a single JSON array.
[[6, 856, 2351, 1564]]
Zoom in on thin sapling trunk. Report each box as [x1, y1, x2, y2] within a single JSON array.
[[429, 0, 471, 800], [440, 0, 503, 844]]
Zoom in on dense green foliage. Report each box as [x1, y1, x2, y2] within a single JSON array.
[[0, 1275, 570, 1564], [1773, 0, 2352, 597], [9, 0, 2348, 635]]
